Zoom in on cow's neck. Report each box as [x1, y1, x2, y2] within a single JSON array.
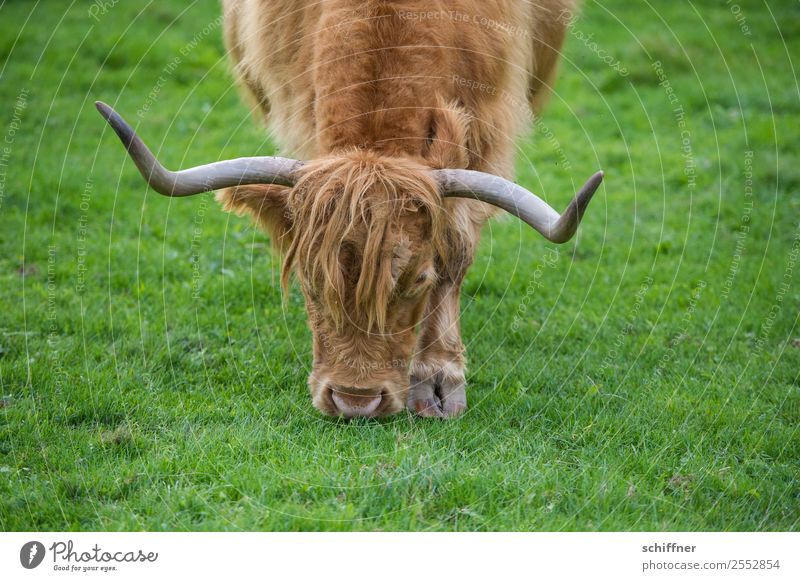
[[312, 2, 450, 159]]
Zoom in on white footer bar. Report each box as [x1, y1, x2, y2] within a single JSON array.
[[2, 532, 797, 580]]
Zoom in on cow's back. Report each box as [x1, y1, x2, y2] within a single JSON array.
[[224, 0, 573, 177]]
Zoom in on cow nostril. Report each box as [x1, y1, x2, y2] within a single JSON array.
[[330, 388, 383, 417]]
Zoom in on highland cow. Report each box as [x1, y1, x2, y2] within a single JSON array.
[[97, 0, 602, 418]]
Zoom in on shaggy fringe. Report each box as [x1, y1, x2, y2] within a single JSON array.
[[284, 150, 446, 332]]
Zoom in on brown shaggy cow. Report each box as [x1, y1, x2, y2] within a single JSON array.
[[97, 0, 602, 418]]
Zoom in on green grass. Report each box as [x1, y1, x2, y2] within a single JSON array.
[[1, 0, 798, 531]]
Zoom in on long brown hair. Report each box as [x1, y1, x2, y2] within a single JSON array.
[[285, 150, 446, 332]]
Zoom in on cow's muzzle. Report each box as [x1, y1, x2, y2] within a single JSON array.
[[330, 386, 384, 418]]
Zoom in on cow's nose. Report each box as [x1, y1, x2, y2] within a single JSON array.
[[330, 386, 383, 417]]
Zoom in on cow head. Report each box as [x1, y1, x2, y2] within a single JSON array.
[[96, 102, 602, 418], [220, 151, 447, 417]]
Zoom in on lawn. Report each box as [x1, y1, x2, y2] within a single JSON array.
[[0, 0, 798, 531]]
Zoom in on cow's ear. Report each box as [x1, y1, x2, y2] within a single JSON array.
[[216, 185, 293, 252], [424, 97, 470, 170]]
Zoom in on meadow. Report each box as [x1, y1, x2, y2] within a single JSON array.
[[0, 0, 798, 530]]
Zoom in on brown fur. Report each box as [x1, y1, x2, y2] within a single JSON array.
[[286, 151, 447, 331], [218, 0, 575, 416]]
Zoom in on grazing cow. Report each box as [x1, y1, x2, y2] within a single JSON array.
[[97, 0, 602, 418]]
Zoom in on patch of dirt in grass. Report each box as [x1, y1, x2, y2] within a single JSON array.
[[667, 473, 695, 495], [100, 425, 134, 447], [16, 264, 39, 277]]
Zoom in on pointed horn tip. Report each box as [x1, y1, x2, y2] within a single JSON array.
[[95, 101, 138, 152], [578, 170, 604, 202], [95, 101, 112, 119]]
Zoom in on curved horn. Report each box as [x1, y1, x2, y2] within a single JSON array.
[[95, 101, 302, 196], [435, 169, 603, 243]]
